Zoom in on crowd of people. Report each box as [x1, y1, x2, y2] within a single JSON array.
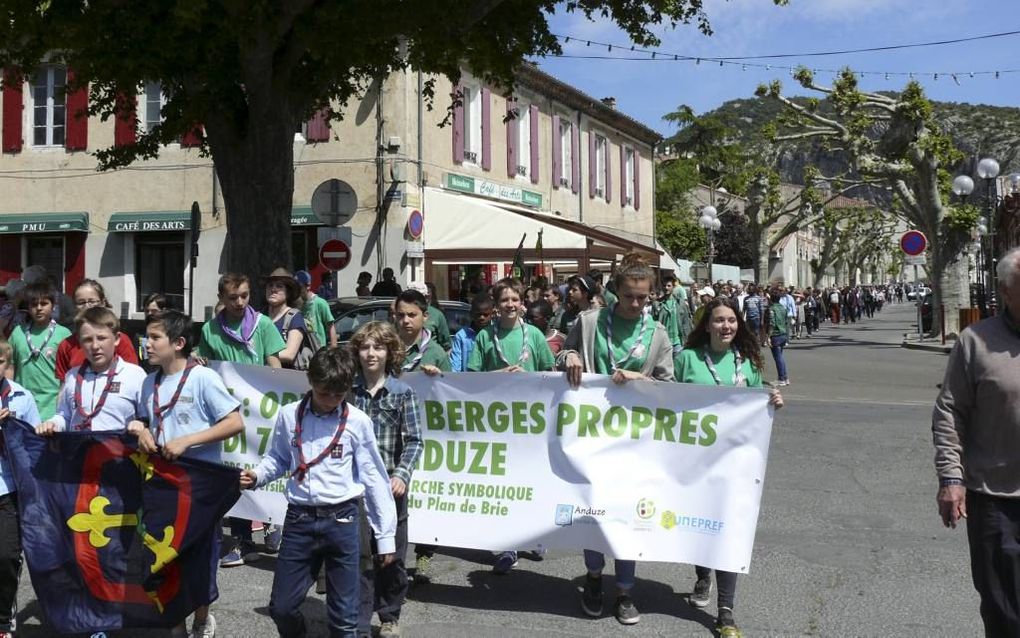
[[0, 255, 802, 638]]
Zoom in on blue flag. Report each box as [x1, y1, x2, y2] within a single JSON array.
[[2, 419, 241, 634]]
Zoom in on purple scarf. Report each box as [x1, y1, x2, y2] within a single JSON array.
[[218, 306, 261, 356]]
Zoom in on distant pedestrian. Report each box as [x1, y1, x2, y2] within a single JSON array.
[[357, 272, 373, 297], [767, 290, 790, 386], [932, 246, 1020, 637], [372, 268, 403, 297], [743, 284, 765, 343]]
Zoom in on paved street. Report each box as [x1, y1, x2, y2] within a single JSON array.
[[14, 302, 977, 637]]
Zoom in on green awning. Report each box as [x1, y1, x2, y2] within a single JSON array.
[[291, 206, 322, 226], [0, 212, 89, 234], [108, 211, 191, 233]]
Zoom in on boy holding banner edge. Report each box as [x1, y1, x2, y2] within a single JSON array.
[[675, 296, 783, 638], [349, 321, 423, 638], [556, 253, 673, 626], [469, 278, 554, 574], [134, 309, 245, 638], [240, 347, 397, 638]]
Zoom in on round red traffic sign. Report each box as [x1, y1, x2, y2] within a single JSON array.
[[407, 209, 424, 239], [900, 230, 927, 256], [319, 239, 351, 271]]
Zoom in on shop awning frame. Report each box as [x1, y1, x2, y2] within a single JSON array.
[[107, 211, 190, 233], [291, 206, 323, 226], [0, 212, 89, 234]]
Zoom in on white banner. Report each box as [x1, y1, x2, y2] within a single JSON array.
[[209, 364, 774, 573], [402, 372, 774, 573]]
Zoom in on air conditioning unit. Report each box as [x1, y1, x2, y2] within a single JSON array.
[[559, 177, 570, 187], [464, 150, 478, 163], [595, 187, 604, 198], [516, 165, 528, 177], [624, 196, 633, 206]]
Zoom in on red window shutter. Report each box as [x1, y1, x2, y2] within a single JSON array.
[[604, 141, 612, 202], [570, 125, 580, 194], [306, 108, 330, 142], [64, 233, 86, 294], [0, 236, 21, 284], [65, 69, 89, 152], [620, 146, 626, 207], [1, 68, 23, 153], [588, 132, 596, 199], [551, 115, 561, 188], [529, 104, 539, 184], [113, 91, 136, 147], [634, 150, 641, 210], [506, 100, 518, 178], [180, 124, 203, 147], [452, 83, 464, 164], [481, 87, 491, 170]]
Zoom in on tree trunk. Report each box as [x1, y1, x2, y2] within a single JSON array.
[[204, 99, 297, 309]]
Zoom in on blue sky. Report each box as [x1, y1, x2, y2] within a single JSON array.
[[536, 0, 1020, 136]]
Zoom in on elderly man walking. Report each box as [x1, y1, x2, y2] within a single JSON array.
[[932, 246, 1020, 636]]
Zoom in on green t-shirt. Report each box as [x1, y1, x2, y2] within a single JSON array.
[[674, 346, 763, 388], [302, 294, 333, 348], [768, 303, 789, 337], [602, 287, 618, 308], [10, 321, 72, 420], [198, 313, 286, 365], [424, 304, 451, 352], [402, 332, 451, 372], [468, 321, 554, 372], [592, 308, 655, 375], [656, 297, 681, 346]]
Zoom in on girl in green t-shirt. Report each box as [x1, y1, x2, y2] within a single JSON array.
[[675, 296, 784, 638]]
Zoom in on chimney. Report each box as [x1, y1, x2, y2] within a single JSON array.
[[601, 97, 617, 109]]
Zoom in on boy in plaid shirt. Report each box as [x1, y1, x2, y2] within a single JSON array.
[[348, 321, 423, 638]]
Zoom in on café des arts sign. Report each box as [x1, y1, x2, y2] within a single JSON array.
[[444, 173, 543, 209]]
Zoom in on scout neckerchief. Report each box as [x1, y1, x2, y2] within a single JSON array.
[[493, 319, 530, 366], [152, 361, 198, 445], [27, 320, 58, 359], [73, 357, 120, 431], [217, 306, 261, 357], [701, 346, 746, 387], [0, 378, 10, 411], [402, 329, 432, 371], [292, 392, 349, 482], [604, 305, 651, 370]]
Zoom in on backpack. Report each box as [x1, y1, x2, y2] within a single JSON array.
[[282, 308, 322, 371]]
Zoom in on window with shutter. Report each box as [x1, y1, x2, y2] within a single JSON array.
[[594, 135, 608, 199], [516, 102, 531, 179], [2, 68, 24, 153], [30, 66, 66, 147]]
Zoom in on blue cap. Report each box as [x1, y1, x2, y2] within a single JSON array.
[[294, 270, 312, 286]]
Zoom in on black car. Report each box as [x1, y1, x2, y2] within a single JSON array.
[[329, 296, 471, 344]]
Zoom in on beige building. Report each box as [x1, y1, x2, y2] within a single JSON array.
[[0, 63, 659, 318]]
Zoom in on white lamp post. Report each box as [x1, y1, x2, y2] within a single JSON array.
[[699, 205, 722, 284]]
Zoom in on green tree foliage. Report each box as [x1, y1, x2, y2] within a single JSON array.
[[713, 210, 754, 268], [0, 0, 786, 285]]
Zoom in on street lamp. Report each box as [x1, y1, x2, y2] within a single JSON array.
[[954, 157, 1008, 316], [699, 205, 722, 284]]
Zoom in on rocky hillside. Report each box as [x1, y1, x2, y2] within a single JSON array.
[[698, 94, 1020, 203]]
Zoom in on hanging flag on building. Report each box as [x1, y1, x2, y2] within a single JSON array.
[[535, 229, 544, 279], [2, 419, 241, 634]]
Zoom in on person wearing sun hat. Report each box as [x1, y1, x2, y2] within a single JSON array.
[[692, 285, 716, 326], [295, 270, 337, 348]]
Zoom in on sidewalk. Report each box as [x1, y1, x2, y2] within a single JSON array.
[[901, 332, 953, 354]]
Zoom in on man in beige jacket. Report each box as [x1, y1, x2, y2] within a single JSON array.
[[932, 245, 1020, 636]]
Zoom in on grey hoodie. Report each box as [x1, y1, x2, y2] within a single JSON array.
[[555, 307, 674, 381]]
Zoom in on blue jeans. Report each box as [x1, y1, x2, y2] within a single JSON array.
[[584, 550, 636, 589], [769, 335, 788, 381], [270, 500, 361, 638]]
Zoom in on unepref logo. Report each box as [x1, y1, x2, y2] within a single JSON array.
[[554, 504, 574, 526], [636, 498, 656, 520]]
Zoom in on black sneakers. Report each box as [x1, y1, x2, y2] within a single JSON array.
[[580, 574, 603, 617]]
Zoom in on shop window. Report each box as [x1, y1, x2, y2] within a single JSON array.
[[291, 230, 311, 271], [25, 235, 64, 289], [31, 66, 66, 147], [135, 233, 185, 311]]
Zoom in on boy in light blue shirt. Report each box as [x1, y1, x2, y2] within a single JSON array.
[[449, 295, 494, 372], [241, 347, 396, 638], [0, 338, 40, 636], [133, 310, 244, 638]]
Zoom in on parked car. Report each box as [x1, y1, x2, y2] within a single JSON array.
[[907, 286, 931, 301], [329, 296, 471, 345]]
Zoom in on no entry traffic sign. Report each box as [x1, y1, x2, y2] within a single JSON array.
[[900, 230, 927, 256], [319, 238, 351, 271]]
